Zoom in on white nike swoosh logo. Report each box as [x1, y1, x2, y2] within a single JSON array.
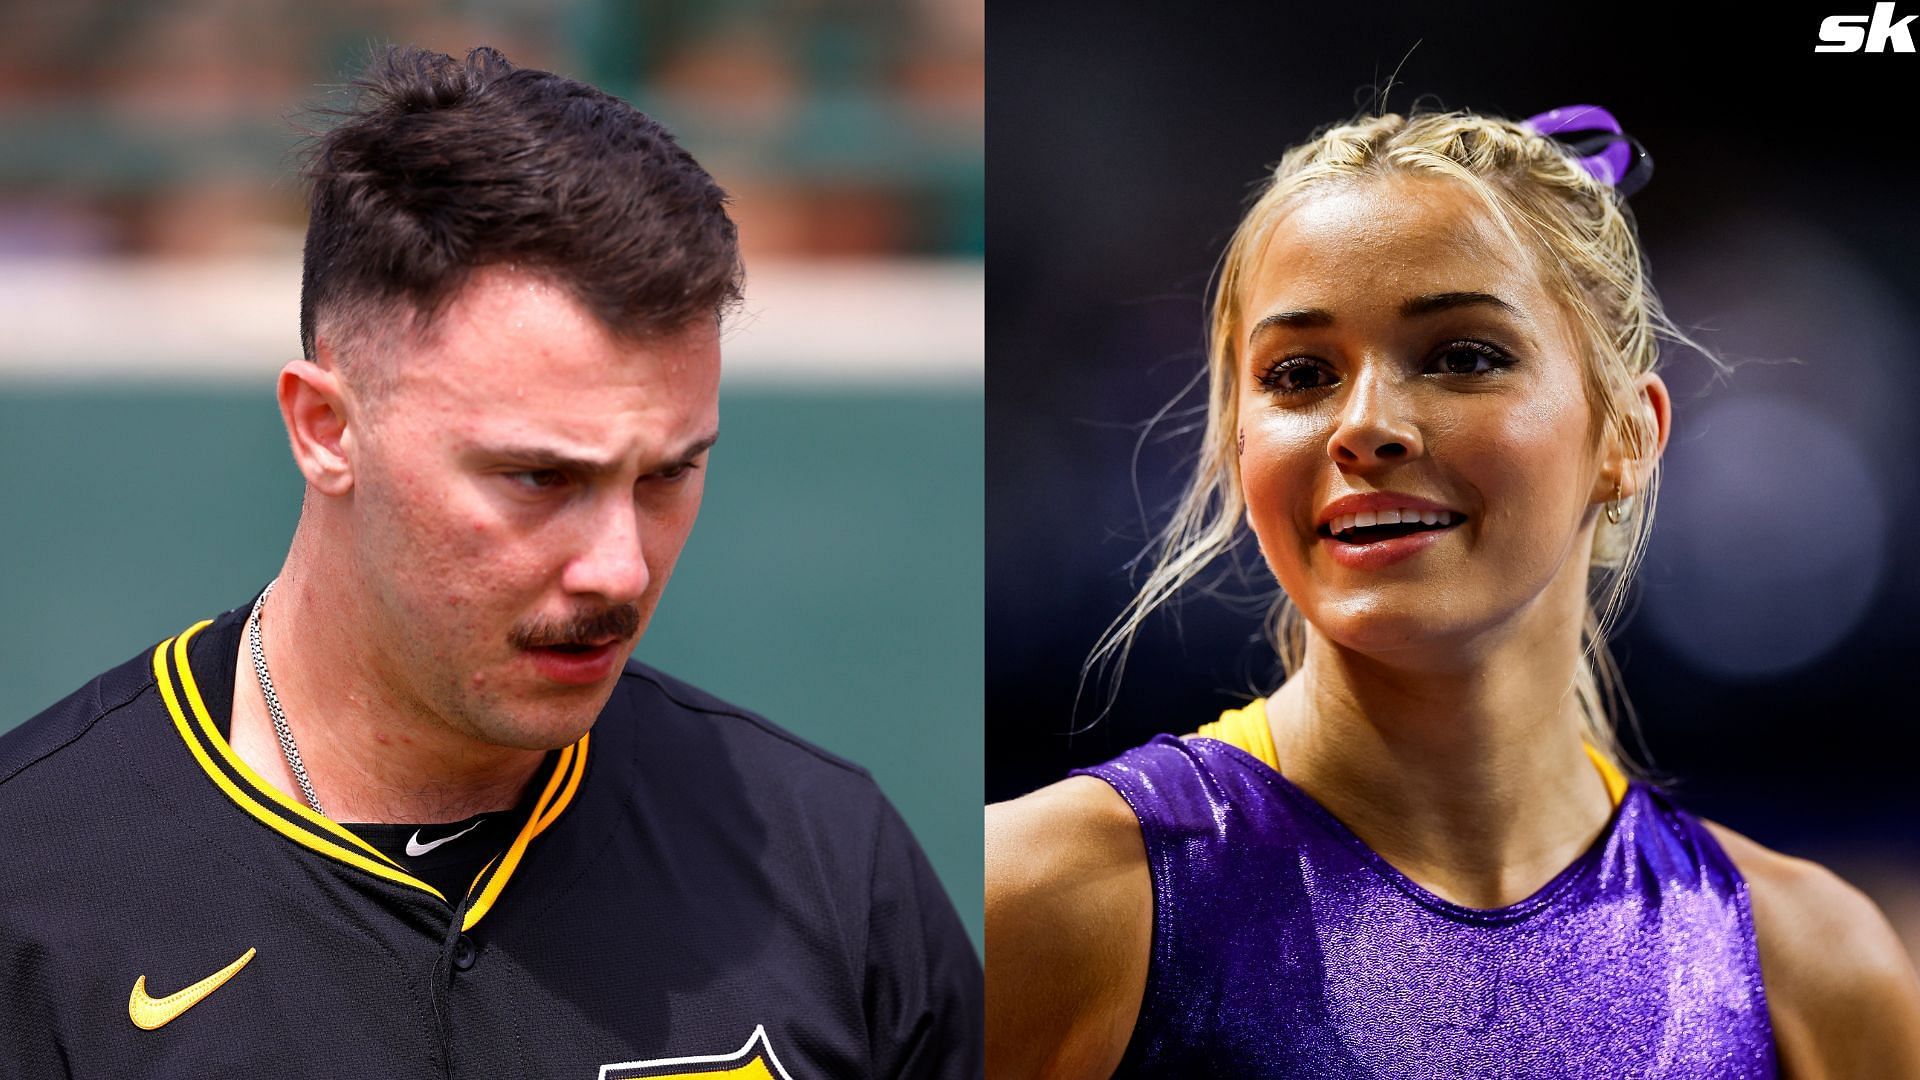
[[406, 820, 484, 857]]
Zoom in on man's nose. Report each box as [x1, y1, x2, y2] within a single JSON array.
[[563, 497, 651, 604], [1326, 362, 1423, 469]]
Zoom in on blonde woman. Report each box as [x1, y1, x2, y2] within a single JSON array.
[[986, 106, 1920, 1078]]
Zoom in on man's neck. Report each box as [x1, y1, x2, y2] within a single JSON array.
[[228, 565, 547, 824]]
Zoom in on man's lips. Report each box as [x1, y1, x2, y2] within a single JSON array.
[[527, 638, 620, 652], [522, 639, 625, 685]]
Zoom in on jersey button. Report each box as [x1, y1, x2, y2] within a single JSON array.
[[451, 935, 477, 972]]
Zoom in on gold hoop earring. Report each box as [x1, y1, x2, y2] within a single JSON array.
[[1605, 480, 1626, 525]]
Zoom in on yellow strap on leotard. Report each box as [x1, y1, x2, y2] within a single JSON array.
[[1193, 700, 1280, 774], [1582, 741, 1629, 809], [1193, 696, 1629, 810]]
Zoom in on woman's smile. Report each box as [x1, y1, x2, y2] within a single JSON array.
[[1314, 491, 1467, 570]]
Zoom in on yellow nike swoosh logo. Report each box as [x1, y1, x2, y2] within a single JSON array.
[[129, 947, 256, 1030]]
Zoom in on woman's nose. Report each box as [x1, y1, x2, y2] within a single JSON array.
[[1327, 364, 1423, 468]]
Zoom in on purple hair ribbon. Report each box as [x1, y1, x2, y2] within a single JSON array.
[[1522, 104, 1653, 197]]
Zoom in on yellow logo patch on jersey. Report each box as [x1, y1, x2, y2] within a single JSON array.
[[128, 946, 257, 1030], [598, 1025, 796, 1080]]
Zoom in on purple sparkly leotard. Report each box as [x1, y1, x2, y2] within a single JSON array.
[[1073, 734, 1777, 1078]]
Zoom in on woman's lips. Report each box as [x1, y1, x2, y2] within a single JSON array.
[[1317, 518, 1464, 571]]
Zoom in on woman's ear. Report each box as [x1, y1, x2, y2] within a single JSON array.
[[1594, 371, 1673, 504], [1618, 371, 1672, 498]]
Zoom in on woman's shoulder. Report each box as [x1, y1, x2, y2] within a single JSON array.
[[986, 775, 1152, 1080], [985, 728, 1251, 898], [1698, 818, 1920, 1076], [988, 773, 1147, 885], [985, 773, 1150, 952]]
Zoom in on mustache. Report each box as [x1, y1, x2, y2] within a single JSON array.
[[509, 604, 641, 649]]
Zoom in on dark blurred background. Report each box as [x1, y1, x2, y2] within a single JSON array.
[[988, 1, 1920, 956]]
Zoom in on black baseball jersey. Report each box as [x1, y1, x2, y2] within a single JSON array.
[[0, 598, 983, 1078]]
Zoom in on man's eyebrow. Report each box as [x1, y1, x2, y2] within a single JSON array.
[[672, 431, 721, 464], [477, 431, 719, 474], [1248, 291, 1520, 344]]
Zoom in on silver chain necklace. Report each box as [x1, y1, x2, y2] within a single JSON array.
[[247, 579, 327, 817]]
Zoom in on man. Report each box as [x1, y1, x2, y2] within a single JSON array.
[[0, 46, 981, 1078]]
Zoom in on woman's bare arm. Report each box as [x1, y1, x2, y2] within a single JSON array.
[[1704, 821, 1920, 1079], [986, 776, 1153, 1080]]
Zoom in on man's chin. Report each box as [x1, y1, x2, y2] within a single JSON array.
[[471, 708, 602, 753]]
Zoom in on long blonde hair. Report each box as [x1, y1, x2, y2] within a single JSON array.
[[1086, 108, 1718, 780]]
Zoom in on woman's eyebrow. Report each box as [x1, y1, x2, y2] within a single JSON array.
[[1248, 291, 1521, 344], [1400, 290, 1519, 319]]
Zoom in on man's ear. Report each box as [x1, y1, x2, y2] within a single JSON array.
[[278, 341, 357, 497], [1593, 371, 1673, 504]]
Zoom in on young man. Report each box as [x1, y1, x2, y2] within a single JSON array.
[[0, 46, 981, 1079]]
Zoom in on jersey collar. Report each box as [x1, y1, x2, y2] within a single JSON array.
[[152, 618, 588, 930]]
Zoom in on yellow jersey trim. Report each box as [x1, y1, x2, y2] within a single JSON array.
[[154, 616, 594, 925], [461, 732, 587, 930], [171, 626, 400, 870], [154, 627, 447, 902], [1193, 696, 1629, 811]]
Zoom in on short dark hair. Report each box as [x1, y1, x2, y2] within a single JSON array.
[[298, 45, 742, 368]]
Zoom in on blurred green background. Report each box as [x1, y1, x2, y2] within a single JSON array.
[[0, 0, 983, 948]]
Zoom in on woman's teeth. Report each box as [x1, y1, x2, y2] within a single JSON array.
[[1329, 508, 1456, 539]]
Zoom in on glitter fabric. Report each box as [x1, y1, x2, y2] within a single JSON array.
[[1072, 734, 1777, 1078]]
